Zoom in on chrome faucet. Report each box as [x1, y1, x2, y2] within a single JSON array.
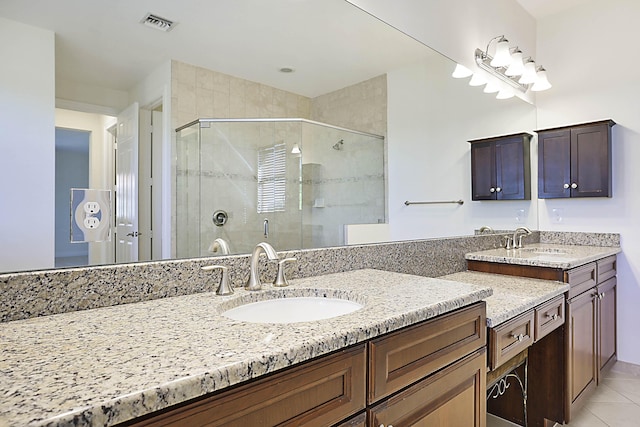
[[246, 242, 278, 291], [512, 227, 532, 249], [479, 226, 494, 234], [209, 237, 230, 255]]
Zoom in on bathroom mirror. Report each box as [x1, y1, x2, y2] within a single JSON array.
[[0, 0, 537, 273]]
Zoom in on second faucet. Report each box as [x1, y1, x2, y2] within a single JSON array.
[[245, 242, 279, 291]]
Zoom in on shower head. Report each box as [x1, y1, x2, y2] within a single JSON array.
[[332, 139, 344, 150]]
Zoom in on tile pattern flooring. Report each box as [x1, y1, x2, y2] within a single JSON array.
[[487, 361, 640, 427]]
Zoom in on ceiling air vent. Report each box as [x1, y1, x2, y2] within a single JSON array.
[[140, 13, 176, 32]]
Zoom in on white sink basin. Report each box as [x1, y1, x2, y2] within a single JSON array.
[[222, 296, 363, 324]]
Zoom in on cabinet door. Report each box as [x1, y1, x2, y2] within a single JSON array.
[[538, 129, 571, 198], [598, 277, 617, 375], [368, 349, 486, 427], [129, 344, 366, 427], [471, 142, 496, 200], [566, 290, 597, 421], [571, 123, 612, 197], [495, 136, 529, 200]]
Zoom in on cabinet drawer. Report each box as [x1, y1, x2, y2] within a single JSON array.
[[368, 348, 486, 427], [597, 255, 617, 283], [129, 344, 366, 427], [535, 295, 565, 341], [489, 310, 534, 370], [335, 411, 366, 427], [565, 262, 597, 299], [368, 302, 485, 403]]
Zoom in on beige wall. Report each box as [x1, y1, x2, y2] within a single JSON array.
[[171, 60, 311, 129], [310, 74, 387, 136]]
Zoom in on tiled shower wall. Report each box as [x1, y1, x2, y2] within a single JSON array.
[[171, 61, 311, 127], [310, 74, 387, 137], [172, 60, 388, 257]]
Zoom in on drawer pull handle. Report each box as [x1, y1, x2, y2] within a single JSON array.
[[511, 333, 525, 342], [546, 313, 559, 321]]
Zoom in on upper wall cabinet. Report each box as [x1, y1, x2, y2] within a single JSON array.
[[536, 120, 615, 199], [469, 133, 532, 201]]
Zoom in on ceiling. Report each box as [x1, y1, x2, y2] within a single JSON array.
[[0, 0, 434, 98], [516, 0, 590, 18]]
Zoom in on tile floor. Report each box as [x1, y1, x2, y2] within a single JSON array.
[[487, 361, 640, 427]]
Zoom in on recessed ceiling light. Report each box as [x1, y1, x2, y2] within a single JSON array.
[[279, 67, 295, 73], [140, 13, 176, 32]]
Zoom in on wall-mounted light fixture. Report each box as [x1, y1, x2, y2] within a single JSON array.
[[452, 35, 551, 100]]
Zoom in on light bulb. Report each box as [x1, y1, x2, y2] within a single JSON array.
[[469, 73, 487, 86], [505, 49, 525, 76], [483, 81, 500, 93], [496, 88, 515, 99], [452, 64, 473, 78], [531, 67, 552, 91], [490, 37, 512, 67], [518, 60, 537, 84]]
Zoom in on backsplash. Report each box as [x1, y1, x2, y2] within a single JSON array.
[[540, 231, 620, 247], [0, 231, 619, 322]]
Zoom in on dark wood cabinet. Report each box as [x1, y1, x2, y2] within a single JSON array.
[[368, 349, 486, 427], [564, 257, 618, 421], [566, 285, 598, 418], [469, 133, 532, 201], [537, 120, 615, 198], [468, 254, 617, 426], [122, 303, 487, 427], [127, 344, 367, 427]]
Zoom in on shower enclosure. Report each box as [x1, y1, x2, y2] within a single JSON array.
[[175, 118, 385, 257]]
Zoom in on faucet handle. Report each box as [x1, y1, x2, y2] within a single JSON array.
[[201, 265, 233, 295], [503, 235, 513, 249], [517, 234, 528, 248], [273, 258, 297, 287]]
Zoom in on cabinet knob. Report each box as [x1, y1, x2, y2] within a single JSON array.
[[490, 187, 496, 193], [496, 187, 502, 193], [563, 183, 570, 189], [571, 182, 578, 189], [546, 313, 558, 320], [511, 333, 525, 342]]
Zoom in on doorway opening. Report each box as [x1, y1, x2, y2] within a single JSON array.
[[54, 128, 90, 267]]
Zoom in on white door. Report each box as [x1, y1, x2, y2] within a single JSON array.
[[115, 102, 139, 263]]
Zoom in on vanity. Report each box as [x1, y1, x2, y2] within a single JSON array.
[[0, 232, 621, 427], [465, 243, 621, 426], [0, 269, 492, 427]]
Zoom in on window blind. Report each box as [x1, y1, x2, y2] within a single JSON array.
[[257, 143, 286, 213]]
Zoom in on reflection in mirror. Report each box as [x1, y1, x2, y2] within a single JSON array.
[[175, 119, 385, 257], [0, 0, 537, 274]]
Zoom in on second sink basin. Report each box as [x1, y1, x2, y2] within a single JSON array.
[[222, 293, 364, 324]]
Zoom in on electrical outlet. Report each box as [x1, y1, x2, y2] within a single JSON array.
[[83, 217, 100, 229], [84, 201, 101, 214]]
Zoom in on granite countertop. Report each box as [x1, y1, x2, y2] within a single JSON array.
[[465, 243, 621, 269], [0, 269, 492, 427], [441, 271, 569, 327]]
